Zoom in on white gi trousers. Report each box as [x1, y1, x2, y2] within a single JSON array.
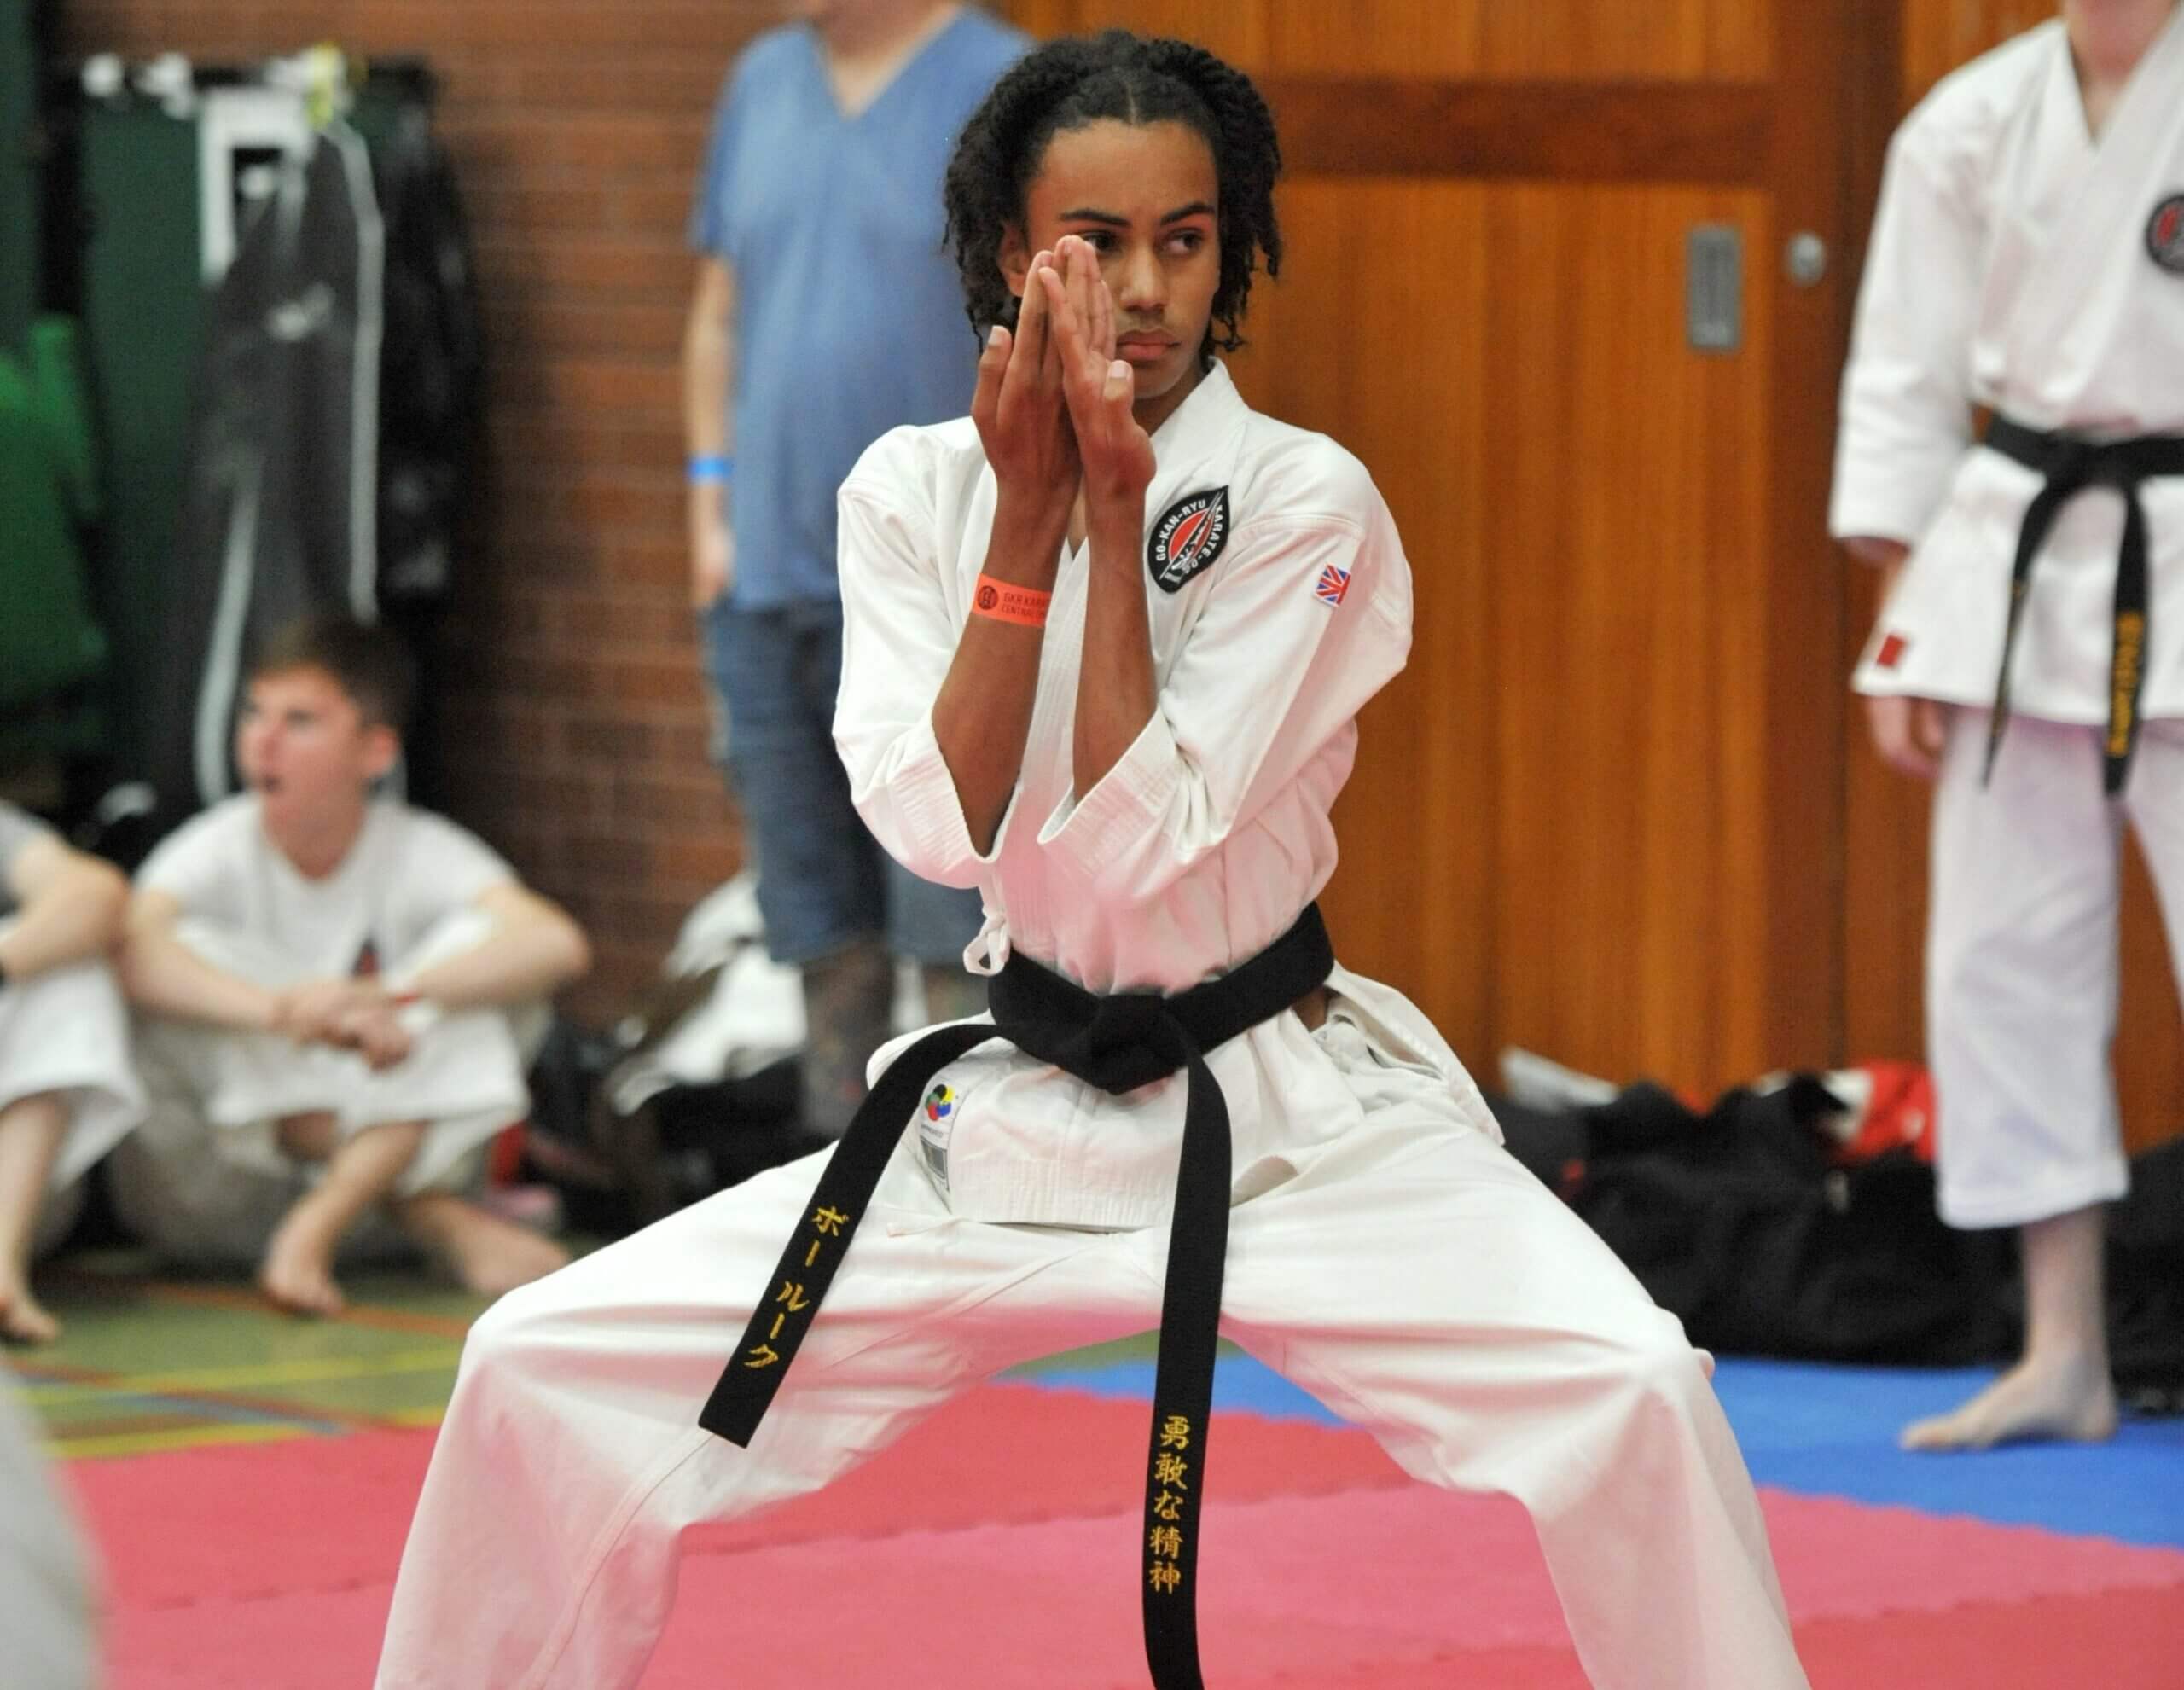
[[108, 915, 534, 1267], [1928, 710, 2184, 1228], [376, 1013, 1806, 1690], [0, 946, 144, 1257]]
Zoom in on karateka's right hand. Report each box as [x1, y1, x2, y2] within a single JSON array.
[[1866, 694, 1949, 781], [973, 248, 1081, 520]]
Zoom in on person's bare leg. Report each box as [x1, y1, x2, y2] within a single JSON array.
[[392, 1190, 568, 1298], [260, 1117, 427, 1318], [0, 1094, 70, 1344], [1901, 1202, 2117, 1449], [919, 961, 989, 1026], [799, 938, 894, 1138]]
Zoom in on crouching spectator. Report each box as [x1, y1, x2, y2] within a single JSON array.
[[113, 618, 587, 1315]]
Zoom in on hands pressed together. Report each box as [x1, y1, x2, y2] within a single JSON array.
[[972, 235, 1156, 530], [270, 979, 415, 1071]]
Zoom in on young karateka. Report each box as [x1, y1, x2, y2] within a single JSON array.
[[114, 617, 586, 1317], [377, 33, 1808, 1690], [1833, 0, 2184, 1451], [0, 803, 142, 1344]]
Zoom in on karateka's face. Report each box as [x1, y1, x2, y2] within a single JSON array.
[[1005, 119, 1223, 426], [235, 665, 398, 829]]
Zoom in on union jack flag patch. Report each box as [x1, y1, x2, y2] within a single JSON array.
[[1314, 565, 1351, 608]]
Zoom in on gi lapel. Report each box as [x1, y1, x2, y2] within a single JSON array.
[[2002, 10, 2184, 362]]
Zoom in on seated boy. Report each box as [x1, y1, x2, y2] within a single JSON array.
[[0, 802, 143, 1344], [114, 618, 588, 1315]]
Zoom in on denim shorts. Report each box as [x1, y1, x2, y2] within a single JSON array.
[[701, 597, 984, 967]]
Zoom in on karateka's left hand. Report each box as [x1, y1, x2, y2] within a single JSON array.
[[1040, 236, 1155, 508]]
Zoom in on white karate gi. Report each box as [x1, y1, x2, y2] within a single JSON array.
[[1832, 12, 2184, 1227], [377, 365, 1806, 1690], [109, 797, 533, 1266], [0, 804, 143, 1257]]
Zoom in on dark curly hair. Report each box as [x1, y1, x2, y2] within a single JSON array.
[[943, 31, 1282, 369]]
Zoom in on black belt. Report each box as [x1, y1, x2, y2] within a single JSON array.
[[701, 903, 1336, 1690], [1983, 415, 2184, 794]]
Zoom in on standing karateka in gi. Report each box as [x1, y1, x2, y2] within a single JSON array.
[[1833, 0, 2184, 1450], [0, 803, 143, 1344], [377, 33, 1808, 1690], [113, 618, 585, 1318]]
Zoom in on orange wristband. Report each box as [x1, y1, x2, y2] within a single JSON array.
[[971, 574, 1051, 628]]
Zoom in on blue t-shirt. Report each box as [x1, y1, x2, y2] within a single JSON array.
[[691, 11, 1028, 607]]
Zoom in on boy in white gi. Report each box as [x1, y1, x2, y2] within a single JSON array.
[[1833, 0, 2184, 1450], [114, 618, 587, 1317], [0, 803, 142, 1344], [378, 33, 1808, 1690]]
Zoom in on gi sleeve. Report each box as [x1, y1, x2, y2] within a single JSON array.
[[1830, 102, 1985, 547], [1039, 453, 1412, 903], [834, 431, 1013, 891], [136, 805, 247, 925], [399, 812, 517, 925]]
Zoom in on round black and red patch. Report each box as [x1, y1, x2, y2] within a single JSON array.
[[2148, 193, 2184, 276], [1147, 487, 1231, 594]]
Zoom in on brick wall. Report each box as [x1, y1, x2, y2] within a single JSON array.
[[61, 0, 786, 1016]]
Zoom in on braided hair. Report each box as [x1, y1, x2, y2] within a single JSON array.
[[944, 31, 1283, 369]]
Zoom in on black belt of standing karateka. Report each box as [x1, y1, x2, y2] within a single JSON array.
[[1983, 414, 2184, 794], [700, 902, 1334, 1690]]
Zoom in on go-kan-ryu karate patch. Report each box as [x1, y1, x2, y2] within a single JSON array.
[[2149, 194, 2184, 276], [1147, 487, 1231, 593]]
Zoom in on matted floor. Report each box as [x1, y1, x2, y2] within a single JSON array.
[[14, 1254, 2184, 1687]]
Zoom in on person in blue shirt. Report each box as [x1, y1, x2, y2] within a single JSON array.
[[683, 0, 1027, 1137]]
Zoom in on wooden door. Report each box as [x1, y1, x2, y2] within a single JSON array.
[[1010, 0, 1877, 1101], [1850, 1, 2183, 1154]]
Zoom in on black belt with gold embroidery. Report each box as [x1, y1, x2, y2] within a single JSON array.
[[1983, 415, 2184, 794], [700, 903, 1334, 1690]]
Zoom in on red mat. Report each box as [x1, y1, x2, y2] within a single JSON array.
[[67, 1381, 2184, 1688]]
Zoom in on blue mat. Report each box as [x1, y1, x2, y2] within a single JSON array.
[[1021, 1352, 2184, 1551]]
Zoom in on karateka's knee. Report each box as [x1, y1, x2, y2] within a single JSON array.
[[455, 1275, 561, 1393], [1580, 1315, 1716, 1441]]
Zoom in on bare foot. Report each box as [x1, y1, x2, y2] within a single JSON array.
[[404, 1196, 568, 1298], [1900, 1354, 2118, 1451], [258, 1198, 350, 1318], [0, 1274, 61, 1345]]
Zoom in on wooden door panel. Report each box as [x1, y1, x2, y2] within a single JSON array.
[[1266, 2, 1770, 81], [1903, 0, 2058, 90], [1238, 177, 1778, 1093], [1008, 0, 1275, 65], [1003, 1, 1865, 1104], [1481, 185, 1775, 1093], [1230, 181, 1497, 1060]]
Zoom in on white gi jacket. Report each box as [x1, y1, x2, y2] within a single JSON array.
[[835, 362, 1499, 1229], [1832, 11, 2184, 722]]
